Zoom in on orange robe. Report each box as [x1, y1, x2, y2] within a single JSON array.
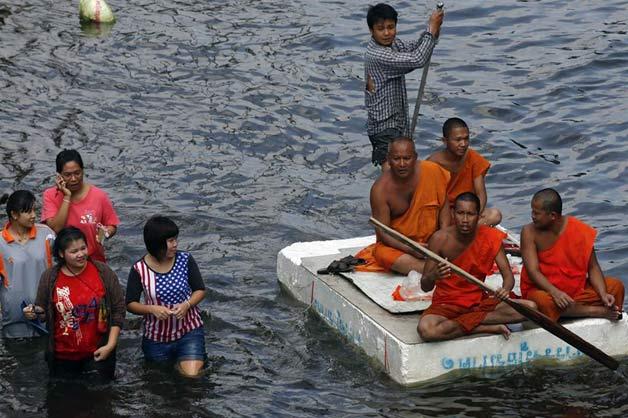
[[355, 161, 450, 272], [422, 226, 506, 333], [520, 216, 625, 320], [446, 149, 490, 206]]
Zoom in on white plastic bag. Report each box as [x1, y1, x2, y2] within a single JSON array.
[[399, 270, 432, 301]]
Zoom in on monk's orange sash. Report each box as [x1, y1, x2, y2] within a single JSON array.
[[446, 149, 490, 205], [355, 161, 450, 272], [431, 225, 506, 308], [520, 217, 596, 298]]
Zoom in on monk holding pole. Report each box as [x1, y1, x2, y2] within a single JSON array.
[[417, 192, 536, 341]]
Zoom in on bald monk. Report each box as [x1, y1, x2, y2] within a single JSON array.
[[418, 192, 536, 341], [520, 188, 624, 321], [355, 136, 450, 274], [428, 117, 501, 226]]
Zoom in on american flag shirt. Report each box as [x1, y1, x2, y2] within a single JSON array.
[[130, 252, 204, 342], [365, 32, 436, 137]]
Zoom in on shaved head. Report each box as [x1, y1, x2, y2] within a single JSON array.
[[532, 188, 562, 215], [387, 136, 416, 156], [454, 192, 481, 213], [443, 117, 469, 139]]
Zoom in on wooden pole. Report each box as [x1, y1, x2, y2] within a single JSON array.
[[409, 2, 444, 140], [369, 217, 619, 370]]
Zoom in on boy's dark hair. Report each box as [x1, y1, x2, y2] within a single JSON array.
[[53, 227, 87, 264], [367, 3, 398, 29], [442, 117, 469, 138], [4, 190, 36, 219], [56, 149, 84, 173], [454, 192, 481, 214], [533, 188, 563, 215], [143, 215, 179, 260]]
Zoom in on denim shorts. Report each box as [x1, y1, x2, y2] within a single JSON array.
[[368, 127, 403, 166], [142, 326, 206, 363]]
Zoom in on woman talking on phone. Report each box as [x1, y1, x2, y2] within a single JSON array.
[[41, 149, 120, 263]]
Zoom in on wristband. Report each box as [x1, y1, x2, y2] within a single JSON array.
[[63, 198, 71, 203], [185, 300, 191, 309]]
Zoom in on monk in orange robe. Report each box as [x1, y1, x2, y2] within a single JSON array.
[[427, 117, 501, 226], [355, 136, 450, 274], [520, 188, 624, 321], [418, 192, 536, 341]]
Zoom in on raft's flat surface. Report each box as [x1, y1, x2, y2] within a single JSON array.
[[277, 236, 628, 385]]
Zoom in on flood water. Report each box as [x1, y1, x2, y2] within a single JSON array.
[[1, 0, 627, 416]]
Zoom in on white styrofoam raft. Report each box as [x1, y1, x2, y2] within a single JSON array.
[[277, 238, 628, 385]]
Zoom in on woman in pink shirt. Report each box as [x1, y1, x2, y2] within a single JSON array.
[[41, 149, 120, 263]]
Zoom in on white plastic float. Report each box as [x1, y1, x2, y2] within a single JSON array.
[[277, 235, 628, 385]]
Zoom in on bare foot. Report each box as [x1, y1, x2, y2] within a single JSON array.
[[563, 305, 623, 321], [474, 324, 511, 340], [602, 309, 623, 321]]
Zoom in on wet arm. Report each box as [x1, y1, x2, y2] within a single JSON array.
[[473, 175, 488, 214], [125, 267, 152, 315], [587, 250, 608, 299], [34, 271, 51, 320], [494, 246, 514, 292], [421, 233, 446, 292], [45, 199, 71, 233], [438, 199, 451, 228]]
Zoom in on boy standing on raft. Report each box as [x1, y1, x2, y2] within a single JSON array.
[[418, 192, 535, 341], [365, 3, 444, 166], [520, 188, 624, 321], [428, 117, 502, 226]]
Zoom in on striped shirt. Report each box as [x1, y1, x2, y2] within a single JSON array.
[[365, 32, 436, 137], [127, 252, 204, 342]]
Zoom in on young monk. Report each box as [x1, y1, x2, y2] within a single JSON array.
[[365, 3, 444, 166], [418, 192, 536, 341], [520, 188, 624, 321], [428, 118, 502, 226], [355, 136, 450, 274]]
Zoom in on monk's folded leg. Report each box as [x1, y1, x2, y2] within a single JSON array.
[[454, 298, 500, 333], [525, 289, 561, 321], [418, 304, 468, 341], [373, 244, 425, 275], [479, 207, 502, 227], [481, 299, 536, 324], [562, 277, 625, 320], [390, 254, 426, 275], [605, 277, 625, 308]]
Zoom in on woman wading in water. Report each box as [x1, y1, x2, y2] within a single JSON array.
[[126, 215, 206, 377], [26, 227, 125, 379]]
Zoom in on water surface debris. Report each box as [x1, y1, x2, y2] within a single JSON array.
[[79, 0, 116, 23]]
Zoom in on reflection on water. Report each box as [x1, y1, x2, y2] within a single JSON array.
[[0, 0, 627, 416]]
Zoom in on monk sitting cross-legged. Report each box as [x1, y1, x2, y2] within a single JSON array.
[[418, 192, 536, 341], [428, 117, 502, 226], [355, 136, 450, 275], [520, 188, 624, 321]]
